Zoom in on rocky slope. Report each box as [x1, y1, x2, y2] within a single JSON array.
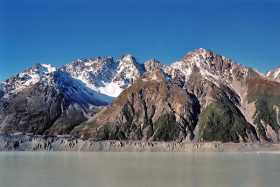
[[74, 70, 201, 141], [0, 69, 106, 135], [1, 49, 280, 143], [0, 56, 145, 135]]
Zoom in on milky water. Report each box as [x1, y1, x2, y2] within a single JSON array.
[[0, 152, 279, 187]]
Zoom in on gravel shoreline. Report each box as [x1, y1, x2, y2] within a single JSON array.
[[1, 134, 280, 152]]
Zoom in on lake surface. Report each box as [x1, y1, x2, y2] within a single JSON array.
[[0, 152, 279, 187]]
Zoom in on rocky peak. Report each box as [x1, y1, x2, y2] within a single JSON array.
[[167, 48, 220, 82], [183, 48, 212, 63], [118, 54, 144, 75], [114, 54, 145, 83], [144, 59, 164, 72], [119, 54, 137, 65], [61, 56, 117, 86], [87, 56, 115, 69], [3, 63, 57, 95], [25, 63, 56, 75], [62, 57, 115, 75], [179, 48, 252, 83], [142, 69, 169, 82], [183, 48, 232, 68], [59, 54, 144, 99]]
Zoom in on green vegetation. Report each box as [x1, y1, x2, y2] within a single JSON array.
[[248, 79, 280, 139], [96, 124, 126, 140], [247, 78, 280, 139], [152, 114, 181, 141], [198, 102, 249, 142], [252, 96, 280, 139]]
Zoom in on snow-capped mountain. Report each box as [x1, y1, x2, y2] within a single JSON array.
[[3, 64, 56, 97], [0, 49, 260, 109], [1, 49, 280, 143], [2, 54, 145, 102], [5, 49, 248, 104], [0, 54, 146, 135], [164, 48, 250, 85], [60, 54, 145, 98], [75, 49, 280, 143]]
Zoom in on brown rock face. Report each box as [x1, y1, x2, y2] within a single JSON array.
[[73, 49, 267, 143], [73, 67, 259, 143], [144, 59, 164, 72], [74, 70, 200, 141]]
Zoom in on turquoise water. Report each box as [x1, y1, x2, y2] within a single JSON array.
[[0, 152, 279, 187]]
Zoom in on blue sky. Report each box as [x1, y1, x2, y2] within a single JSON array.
[[0, 0, 280, 80]]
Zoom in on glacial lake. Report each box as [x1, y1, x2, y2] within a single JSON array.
[[0, 152, 280, 187]]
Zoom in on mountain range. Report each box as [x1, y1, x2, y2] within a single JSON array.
[[1, 48, 280, 143]]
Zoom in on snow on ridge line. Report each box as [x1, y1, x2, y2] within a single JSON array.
[[3, 50, 266, 102], [41, 64, 56, 73]]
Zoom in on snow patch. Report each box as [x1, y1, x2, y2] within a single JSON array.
[[23, 73, 41, 86], [98, 82, 125, 97], [41, 64, 56, 73]]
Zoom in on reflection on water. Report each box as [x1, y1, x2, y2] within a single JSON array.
[[0, 152, 280, 187]]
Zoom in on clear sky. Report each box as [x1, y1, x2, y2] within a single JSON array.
[[0, 0, 280, 80]]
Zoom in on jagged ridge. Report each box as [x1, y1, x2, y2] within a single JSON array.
[[1, 48, 280, 143]]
